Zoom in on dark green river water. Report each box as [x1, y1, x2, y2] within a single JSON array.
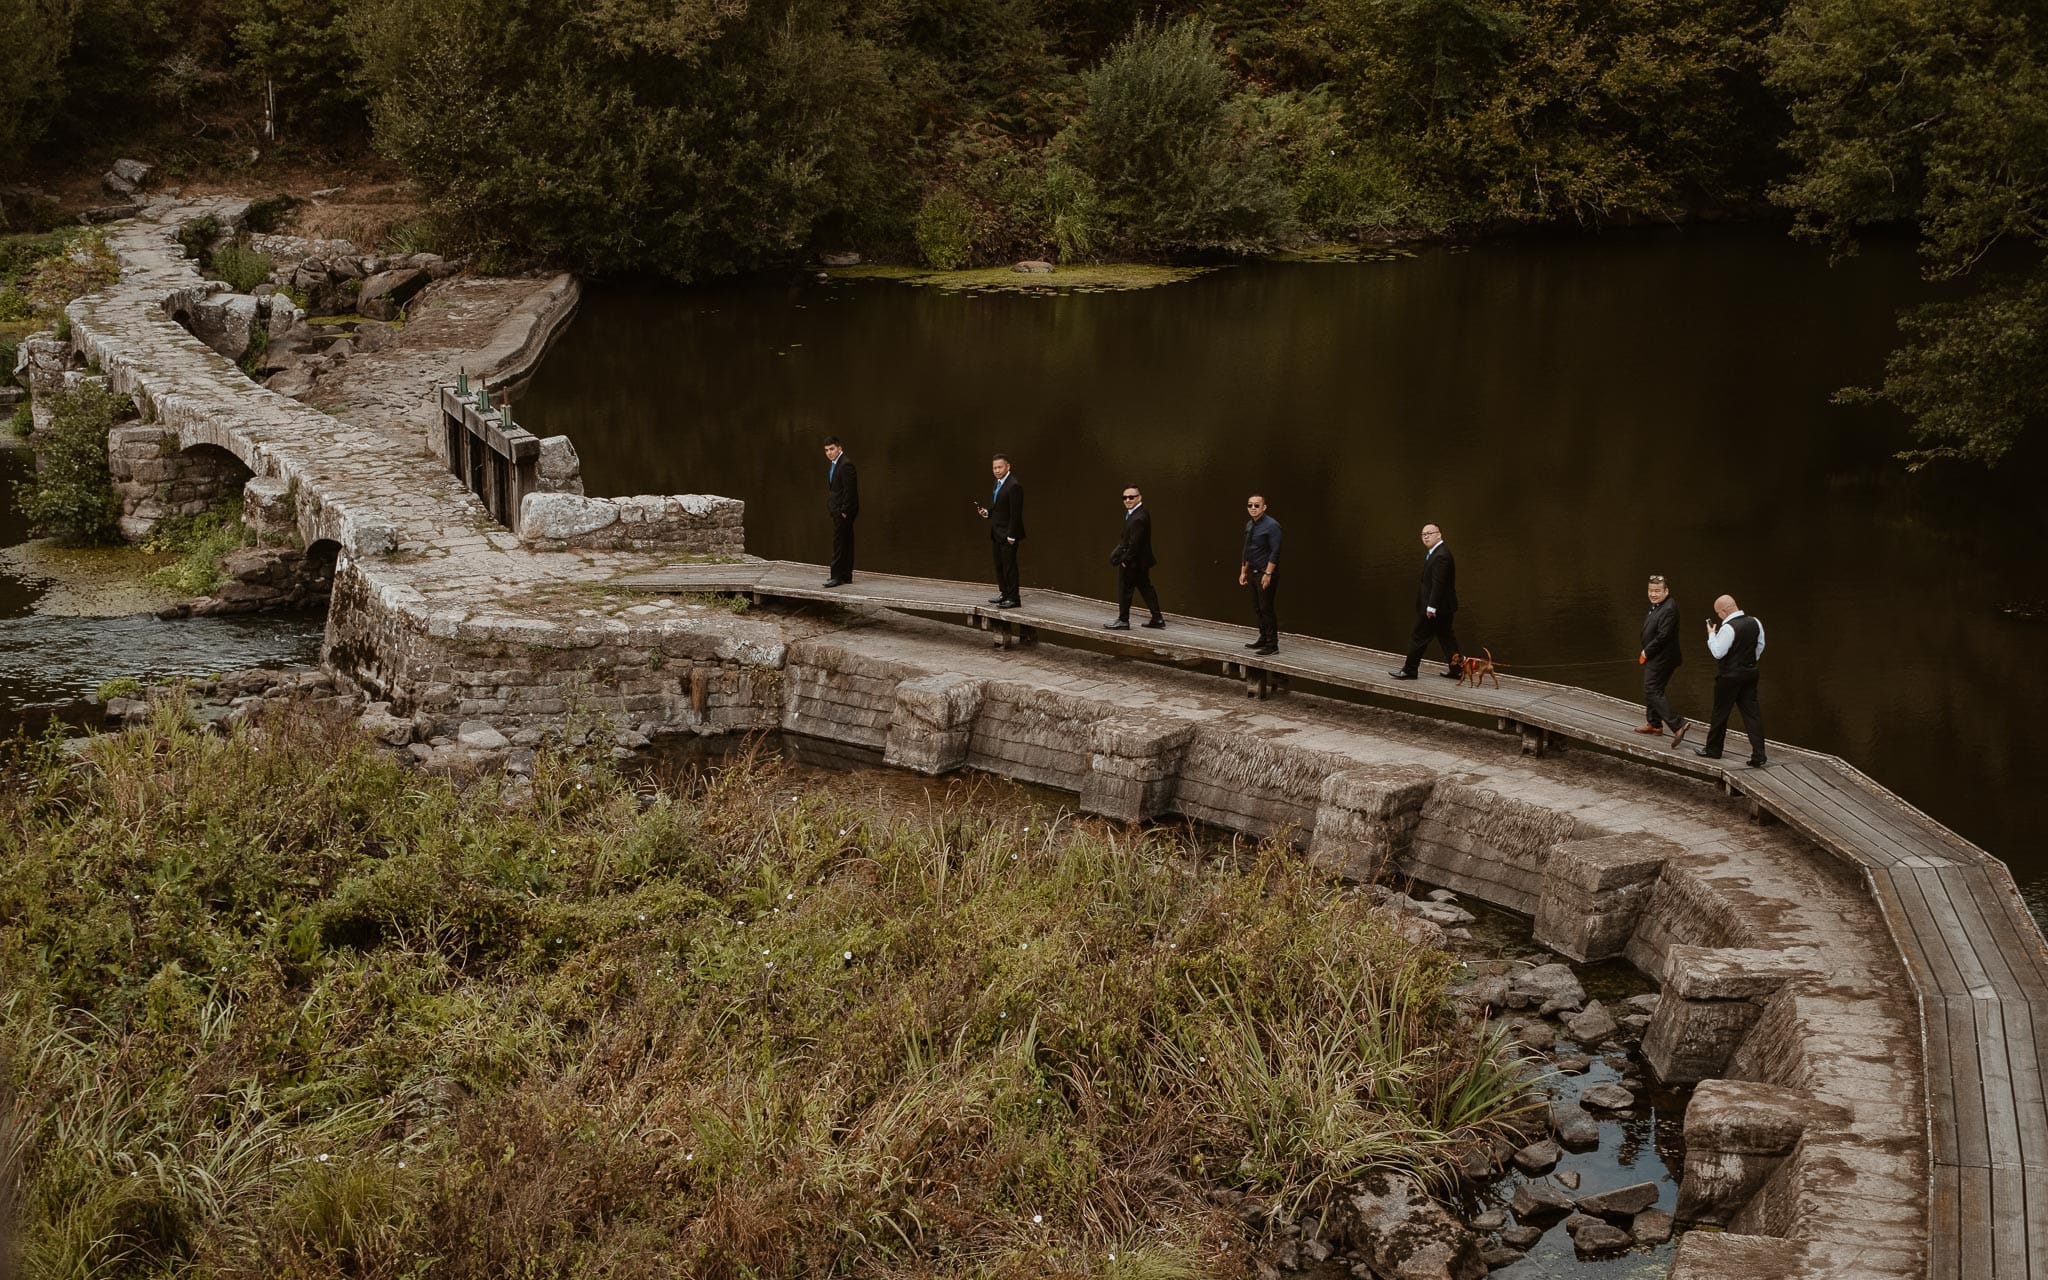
[[518, 227, 2048, 910]]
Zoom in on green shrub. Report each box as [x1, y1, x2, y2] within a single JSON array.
[[145, 497, 251, 596], [209, 242, 274, 294], [175, 215, 220, 262], [1058, 18, 1296, 257], [0, 286, 31, 321], [913, 187, 977, 269], [93, 675, 142, 702], [9, 399, 31, 438], [13, 381, 127, 544], [241, 194, 299, 234], [0, 229, 67, 282], [52, 312, 69, 342]]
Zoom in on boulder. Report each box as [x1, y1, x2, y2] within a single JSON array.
[[1339, 1171, 1487, 1280], [357, 267, 429, 319], [1508, 1179, 1575, 1225], [1631, 1208, 1673, 1244], [457, 720, 510, 751], [1508, 963, 1586, 1015], [351, 320, 399, 353], [519, 492, 619, 541], [103, 158, 154, 197], [1013, 259, 1055, 273], [1564, 1000, 1618, 1044], [359, 702, 415, 747], [1575, 1181, 1660, 1219], [535, 435, 583, 493]]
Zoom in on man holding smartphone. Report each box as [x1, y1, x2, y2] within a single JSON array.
[[975, 454, 1025, 608], [1695, 593, 1767, 767]]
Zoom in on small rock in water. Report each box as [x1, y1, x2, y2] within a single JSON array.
[[1552, 1052, 1593, 1074], [1480, 1245, 1524, 1269], [1511, 1019, 1557, 1052], [1415, 900, 1477, 926], [1625, 992, 1662, 1014], [1500, 1224, 1544, 1249], [1013, 259, 1055, 273], [1564, 1000, 1618, 1043], [1509, 1179, 1575, 1224], [1551, 1101, 1601, 1149], [1576, 1181, 1661, 1219], [1564, 1212, 1633, 1257], [1427, 888, 1458, 903], [1581, 1082, 1636, 1110], [1555, 1168, 1581, 1190], [1512, 1140, 1560, 1173], [1471, 1207, 1506, 1232], [1632, 1207, 1674, 1244]]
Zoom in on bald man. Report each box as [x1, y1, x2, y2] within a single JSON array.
[[1694, 593, 1767, 767], [1390, 522, 1460, 680]]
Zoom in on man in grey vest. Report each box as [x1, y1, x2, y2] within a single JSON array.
[[1693, 593, 1766, 767]]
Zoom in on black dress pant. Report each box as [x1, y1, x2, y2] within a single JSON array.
[[1248, 575, 1278, 645], [1703, 670, 1765, 762], [991, 537, 1020, 602], [829, 512, 855, 582], [1403, 610, 1461, 674], [1643, 659, 1684, 730], [1117, 563, 1162, 622]]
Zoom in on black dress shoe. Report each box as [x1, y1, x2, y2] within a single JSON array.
[[1746, 757, 1768, 768], [1142, 618, 1167, 629], [1103, 619, 1131, 630], [1252, 644, 1279, 656], [821, 579, 843, 588], [988, 596, 1008, 605], [1438, 667, 1462, 679], [1389, 670, 1417, 680], [1244, 640, 1265, 649], [1693, 748, 1722, 759], [997, 599, 1022, 609]]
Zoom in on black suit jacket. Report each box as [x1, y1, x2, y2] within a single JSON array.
[[1641, 596, 1681, 669], [1416, 545, 1458, 615], [827, 457, 859, 518], [1110, 504, 1156, 569], [988, 477, 1025, 541]]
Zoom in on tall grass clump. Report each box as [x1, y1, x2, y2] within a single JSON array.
[[0, 708, 1534, 1278], [144, 496, 252, 595]]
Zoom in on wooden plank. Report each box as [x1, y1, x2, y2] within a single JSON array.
[[1952, 1163, 1995, 1280], [1744, 761, 1918, 868], [1993, 1160, 2029, 1279], [1931, 1163, 1964, 1280]]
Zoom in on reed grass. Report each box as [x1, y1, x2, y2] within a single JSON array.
[[0, 701, 1533, 1277]]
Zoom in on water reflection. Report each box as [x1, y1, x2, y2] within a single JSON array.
[[517, 228, 2048, 903]]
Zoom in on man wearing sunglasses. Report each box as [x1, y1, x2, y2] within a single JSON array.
[[1104, 486, 1166, 631], [1239, 495, 1281, 655]]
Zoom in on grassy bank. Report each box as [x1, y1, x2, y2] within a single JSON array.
[[0, 705, 1529, 1278]]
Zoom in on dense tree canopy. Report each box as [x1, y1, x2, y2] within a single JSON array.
[[5, 0, 2045, 462]]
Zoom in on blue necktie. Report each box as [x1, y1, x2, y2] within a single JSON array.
[[992, 480, 1001, 505], [829, 460, 837, 481]]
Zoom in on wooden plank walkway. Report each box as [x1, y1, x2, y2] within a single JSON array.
[[622, 558, 2048, 1278]]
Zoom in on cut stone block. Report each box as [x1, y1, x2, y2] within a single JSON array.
[[1533, 831, 1678, 961], [883, 674, 985, 775], [1676, 1079, 1845, 1226], [1078, 712, 1193, 822], [1306, 762, 1435, 882], [1643, 946, 1821, 1083]]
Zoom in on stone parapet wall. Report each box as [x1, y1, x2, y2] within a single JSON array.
[[517, 491, 745, 553]]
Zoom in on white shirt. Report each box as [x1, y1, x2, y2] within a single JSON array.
[[1706, 609, 1766, 661]]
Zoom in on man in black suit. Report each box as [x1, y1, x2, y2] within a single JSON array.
[[1637, 573, 1687, 741], [822, 436, 858, 587], [1239, 494, 1281, 655], [975, 453, 1025, 608], [1391, 522, 1461, 680], [1695, 593, 1767, 767], [1104, 485, 1165, 630]]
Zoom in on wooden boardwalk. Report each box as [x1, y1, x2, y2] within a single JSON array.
[[621, 558, 2048, 1278]]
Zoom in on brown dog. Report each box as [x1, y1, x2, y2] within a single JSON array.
[[1453, 648, 1501, 690]]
